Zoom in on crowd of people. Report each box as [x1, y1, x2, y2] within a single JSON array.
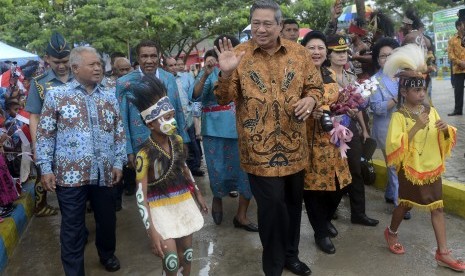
[[0, 0, 464, 275]]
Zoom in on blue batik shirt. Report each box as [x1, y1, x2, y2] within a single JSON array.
[[196, 67, 238, 139], [174, 72, 195, 128], [116, 68, 190, 155], [369, 70, 399, 150], [36, 79, 126, 187]]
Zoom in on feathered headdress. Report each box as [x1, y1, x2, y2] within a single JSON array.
[[126, 75, 174, 123], [383, 44, 427, 88]]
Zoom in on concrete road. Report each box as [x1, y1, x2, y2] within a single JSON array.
[[5, 78, 465, 276], [4, 174, 465, 276]]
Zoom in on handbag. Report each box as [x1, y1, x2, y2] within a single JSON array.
[[361, 157, 376, 185], [361, 138, 377, 185]]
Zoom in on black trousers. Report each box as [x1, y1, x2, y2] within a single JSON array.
[[186, 125, 202, 171], [451, 62, 455, 87], [346, 121, 366, 218], [56, 185, 116, 276], [114, 166, 136, 208], [453, 73, 465, 113], [303, 179, 346, 239], [248, 171, 304, 276]]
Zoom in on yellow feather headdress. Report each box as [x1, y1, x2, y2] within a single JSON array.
[[383, 44, 427, 88]]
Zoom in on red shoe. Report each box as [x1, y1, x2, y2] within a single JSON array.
[[435, 249, 465, 272], [384, 227, 405, 254]]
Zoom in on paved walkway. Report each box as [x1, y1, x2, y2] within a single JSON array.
[[431, 79, 465, 183], [4, 175, 465, 276], [4, 78, 465, 276]]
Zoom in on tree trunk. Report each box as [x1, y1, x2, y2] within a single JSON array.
[[355, 0, 366, 26]]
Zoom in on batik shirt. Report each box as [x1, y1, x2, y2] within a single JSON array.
[[215, 38, 324, 177], [304, 68, 351, 191], [448, 34, 465, 74], [116, 68, 190, 155], [36, 79, 126, 187]]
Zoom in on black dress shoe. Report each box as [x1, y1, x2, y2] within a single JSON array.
[[229, 191, 239, 198], [327, 221, 338, 238], [315, 237, 336, 254], [233, 217, 259, 232], [351, 214, 379, 226], [100, 255, 120, 272], [448, 112, 463, 116], [285, 259, 312, 275], [212, 211, 223, 225]]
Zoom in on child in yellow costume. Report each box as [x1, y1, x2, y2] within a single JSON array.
[[128, 75, 208, 276], [383, 44, 464, 272]]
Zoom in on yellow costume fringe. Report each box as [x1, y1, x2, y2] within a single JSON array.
[[398, 199, 444, 211]]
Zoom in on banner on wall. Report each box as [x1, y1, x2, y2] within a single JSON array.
[[433, 5, 465, 80]]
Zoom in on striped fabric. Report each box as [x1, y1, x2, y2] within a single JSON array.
[[0, 182, 34, 273]]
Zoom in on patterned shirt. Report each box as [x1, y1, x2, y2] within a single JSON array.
[[36, 79, 126, 187], [448, 34, 465, 74], [215, 38, 324, 177], [174, 72, 195, 128], [304, 68, 351, 191]]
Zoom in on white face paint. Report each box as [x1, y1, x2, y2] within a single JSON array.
[[158, 117, 177, 135], [136, 183, 150, 230]]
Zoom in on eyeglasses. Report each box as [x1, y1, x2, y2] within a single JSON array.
[[251, 21, 277, 30], [379, 54, 391, 60]]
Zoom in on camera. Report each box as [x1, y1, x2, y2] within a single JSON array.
[[320, 110, 333, 132]]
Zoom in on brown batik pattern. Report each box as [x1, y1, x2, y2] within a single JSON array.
[[304, 74, 352, 191], [215, 39, 324, 177]]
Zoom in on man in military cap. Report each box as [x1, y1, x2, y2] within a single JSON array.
[[25, 31, 73, 217]]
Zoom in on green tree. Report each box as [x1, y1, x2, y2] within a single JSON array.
[[282, 0, 333, 31], [375, 0, 455, 20], [0, 0, 252, 60]]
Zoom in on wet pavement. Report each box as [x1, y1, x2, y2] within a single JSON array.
[[4, 174, 465, 276], [431, 79, 465, 184], [4, 78, 465, 276]]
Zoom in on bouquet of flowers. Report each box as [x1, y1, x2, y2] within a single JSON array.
[[357, 78, 379, 99], [330, 79, 378, 115], [327, 79, 378, 158]]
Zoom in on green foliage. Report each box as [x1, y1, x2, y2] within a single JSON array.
[[1, 0, 459, 59], [282, 0, 333, 30], [375, 0, 455, 20], [0, 0, 253, 59]]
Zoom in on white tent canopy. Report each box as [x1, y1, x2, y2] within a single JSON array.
[[0, 41, 39, 61]]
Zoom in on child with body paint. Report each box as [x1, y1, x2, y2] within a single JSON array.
[[383, 44, 465, 272], [128, 75, 208, 276]]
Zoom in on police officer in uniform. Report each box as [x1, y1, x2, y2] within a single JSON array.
[[25, 32, 73, 217]]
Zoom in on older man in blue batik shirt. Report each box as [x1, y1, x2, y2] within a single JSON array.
[[36, 46, 126, 275], [116, 40, 190, 169]]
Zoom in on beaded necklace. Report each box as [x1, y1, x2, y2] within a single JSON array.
[[149, 136, 171, 159], [402, 105, 429, 156], [148, 136, 175, 185]]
